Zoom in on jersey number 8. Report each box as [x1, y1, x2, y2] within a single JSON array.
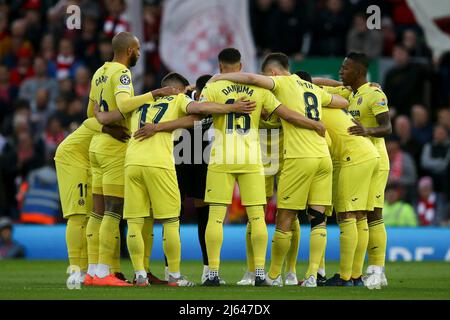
[[304, 92, 320, 121]]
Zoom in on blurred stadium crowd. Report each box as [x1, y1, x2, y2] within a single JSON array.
[[0, 0, 448, 226]]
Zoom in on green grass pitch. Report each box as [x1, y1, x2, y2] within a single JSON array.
[[0, 260, 449, 300]]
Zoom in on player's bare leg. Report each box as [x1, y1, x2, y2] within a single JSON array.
[[266, 208, 297, 286], [84, 193, 104, 285]]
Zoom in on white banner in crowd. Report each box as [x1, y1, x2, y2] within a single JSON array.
[[160, 0, 257, 83], [407, 0, 450, 59]]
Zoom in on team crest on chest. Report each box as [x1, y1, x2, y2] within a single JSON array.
[[357, 97, 363, 105], [120, 74, 131, 85]]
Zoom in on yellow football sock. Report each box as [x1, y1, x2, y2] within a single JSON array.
[[247, 206, 268, 269], [306, 226, 327, 279], [338, 218, 357, 281], [319, 252, 326, 275], [143, 217, 154, 272], [352, 218, 369, 278], [79, 216, 89, 272], [163, 218, 181, 274], [66, 214, 87, 270], [285, 218, 300, 274], [318, 217, 327, 275], [86, 212, 102, 265], [98, 211, 121, 267], [268, 229, 292, 279], [127, 218, 145, 272], [110, 227, 121, 273], [245, 222, 255, 272], [205, 205, 227, 271], [368, 219, 387, 267]]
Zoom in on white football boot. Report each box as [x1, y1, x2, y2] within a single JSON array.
[[300, 275, 317, 288], [264, 273, 283, 287], [284, 272, 299, 286], [236, 271, 255, 286]]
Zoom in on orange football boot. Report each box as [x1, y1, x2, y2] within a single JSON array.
[[92, 274, 133, 287], [83, 274, 94, 286]]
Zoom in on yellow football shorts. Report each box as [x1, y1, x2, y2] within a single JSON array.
[[55, 162, 92, 218], [334, 158, 379, 213], [89, 152, 125, 198], [374, 169, 389, 209], [123, 165, 180, 220], [277, 157, 333, 211], [204, 170, 266, 206]]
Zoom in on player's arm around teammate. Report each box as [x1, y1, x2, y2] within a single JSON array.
[[210, 72, 349, 110], [93, 86, 180, 125], [131, 96, 256, 140]]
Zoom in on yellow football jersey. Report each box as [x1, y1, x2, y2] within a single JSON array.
[[88, 61, 134, 156], [347, 82, 390, 170], [200, 80, 281, 173], [271, 74, 332, 158], [54, 118, 101, 169], [321, 108, 379, 167], [125, 93, 193, 170]]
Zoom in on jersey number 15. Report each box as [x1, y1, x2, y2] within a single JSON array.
[[225, 98, 250, 134]]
